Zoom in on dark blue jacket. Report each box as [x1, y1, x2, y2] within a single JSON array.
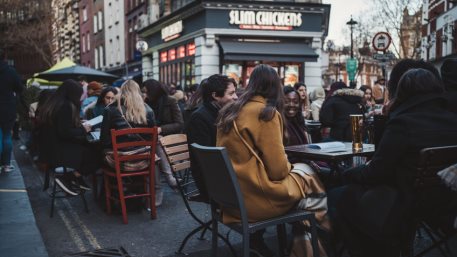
[[0, 61, 23, 123]]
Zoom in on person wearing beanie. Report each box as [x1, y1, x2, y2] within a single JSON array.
[[81, 81, 103, 118], [442, 58, 457, 113]]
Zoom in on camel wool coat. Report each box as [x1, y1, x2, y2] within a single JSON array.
[[216, 96, 303, 224]]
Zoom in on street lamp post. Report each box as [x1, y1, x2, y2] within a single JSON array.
[[346, 16, 358, 59]]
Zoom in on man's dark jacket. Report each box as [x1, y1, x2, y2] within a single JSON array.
[[0, 61, 23, 123], [320, 88, 364, 141], [186, 102, 220, 200]]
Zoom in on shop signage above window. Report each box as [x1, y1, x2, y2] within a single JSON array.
[[229, 10, 302, 31], [160, 42, 195, 63], [161, 20, 183, 42]]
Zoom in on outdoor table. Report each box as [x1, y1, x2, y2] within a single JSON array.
[[286, 142, 376, 188], [285, 142, 375, 162], [285, 142, 375, 170]]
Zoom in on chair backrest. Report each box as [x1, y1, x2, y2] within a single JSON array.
[[415, 145, 457, 189], [111, 127, 158, 173], [190, 143, 248, 223], [159, 134, 190, 172]]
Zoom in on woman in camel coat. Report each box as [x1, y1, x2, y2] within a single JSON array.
[[217, 64, 328, 256]]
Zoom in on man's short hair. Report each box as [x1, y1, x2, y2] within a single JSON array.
[[201, 74, 236, 103]]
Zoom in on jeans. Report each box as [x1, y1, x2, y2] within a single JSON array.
[[0, 121, 14, 166]]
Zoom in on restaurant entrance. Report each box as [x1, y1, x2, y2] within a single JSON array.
[[222, 61, 304, 87]]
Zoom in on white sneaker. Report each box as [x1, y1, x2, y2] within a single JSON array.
[[3, 165, 14, 173]]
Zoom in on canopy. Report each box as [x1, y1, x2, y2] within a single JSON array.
[[36, 65, 119, 82], [42, 57, 76, 73], [219, 39, 318, 62]]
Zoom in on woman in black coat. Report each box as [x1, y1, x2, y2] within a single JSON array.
[[142, 79, 184, 187], [330, 69, 457, 257], [38, 79, 98, 195], [319, 82, 364, 141]]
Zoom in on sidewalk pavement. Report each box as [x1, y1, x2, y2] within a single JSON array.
[[0, 158, 48, 257]]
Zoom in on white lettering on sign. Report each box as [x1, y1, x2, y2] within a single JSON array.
[[161, 20, 183, 41], [229, 10, 302, 28]]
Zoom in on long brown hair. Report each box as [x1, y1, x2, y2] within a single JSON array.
[[217, 64, 285, 133], [37, 79, 82, 127]]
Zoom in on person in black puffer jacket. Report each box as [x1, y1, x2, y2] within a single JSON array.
[[319, 82, 364, 141]]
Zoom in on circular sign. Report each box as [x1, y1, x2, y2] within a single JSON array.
[[372, 32, 392, 52], [136, 40, 148, 52]]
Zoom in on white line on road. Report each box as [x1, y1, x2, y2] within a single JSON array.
[[62, 199, 102, 249], [57, 207, 87, 252], [0, 189, 27, 192]]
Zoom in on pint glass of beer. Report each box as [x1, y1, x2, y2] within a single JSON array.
[[350, 114, 363, 151]]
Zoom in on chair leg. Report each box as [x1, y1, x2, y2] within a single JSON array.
[[149, 169, 156, 219], [242, 232, 250, 257], [211, 216, 219, 257], [50, 176, 57, 218], [104, 174, 112, 214], [43, 168, 50, 191], [117, 177, 128, 224], [176, 222, 210, 254], [309, 216, 320, 257], [277, 224, 287, 257], [199, 224, 209, 240], [80, 190, 89, 213]]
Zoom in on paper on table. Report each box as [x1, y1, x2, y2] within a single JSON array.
[[90, 131, 100, 140], [83, 115, 103, 126], [305, 142, 347, 152]]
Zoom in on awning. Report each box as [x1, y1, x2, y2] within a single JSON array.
[[219, 40, 318, 62]]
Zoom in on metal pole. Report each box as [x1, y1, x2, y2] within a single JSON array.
[[350, 26, 354, 59]]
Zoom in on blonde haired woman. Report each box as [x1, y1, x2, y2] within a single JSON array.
[[100, 80, 155, 150]]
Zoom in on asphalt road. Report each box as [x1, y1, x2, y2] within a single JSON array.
[[13, 138, 457, 257]]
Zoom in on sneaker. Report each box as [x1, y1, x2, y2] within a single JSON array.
[[250, 236, 275, 257], [3, 165, 15, 173], [72, 176, 91, 191], [55, 177, 79, 196]]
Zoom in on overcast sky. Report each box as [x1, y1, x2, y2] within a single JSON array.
[[323, 0, 370, 47]]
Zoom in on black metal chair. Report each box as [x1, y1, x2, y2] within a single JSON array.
[[43, 166, 89, 218], [159, 135, 235, 255], [404, 145, 457, 257], [190, 143, 320, 257]]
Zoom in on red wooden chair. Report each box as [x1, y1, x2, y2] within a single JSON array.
[[103, 127, 158, 224]]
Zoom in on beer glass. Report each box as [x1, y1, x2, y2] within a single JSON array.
[[350, 114, 363, 151]]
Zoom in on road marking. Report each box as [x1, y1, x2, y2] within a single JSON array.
[[58, 207, 87, 252], [0, 189, 27, 193], [62, 199, 102, 249], [28, 160, 102, 251]]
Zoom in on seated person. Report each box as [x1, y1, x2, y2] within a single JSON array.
[[283, 86, 311, 146], [85, 86, 117, 120], [37, 80, 98, 195], [217, 64, 329, 257], [330, 68, 457, 257], [186, 74, 237, 201], [100, 80, 155, 150]]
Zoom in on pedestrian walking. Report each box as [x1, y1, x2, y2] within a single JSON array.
[[0, 48, 24, 173]]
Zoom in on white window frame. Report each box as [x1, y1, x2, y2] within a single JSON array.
[[95, 48, 99, 69], [87, 34, 90, 51], [93, 14, 98, 33], [82, 33, 85, 53], [83, 7, 87, 22], [99, 45, 104, 67], [98, 11, 103, 31]]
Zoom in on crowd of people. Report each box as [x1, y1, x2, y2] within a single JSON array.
[[2, 43, 457, 257]]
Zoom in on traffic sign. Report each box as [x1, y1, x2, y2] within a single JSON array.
[[373, 53, 396, 61], [346, 58, 357, 81], [372, 32, 392, 52]]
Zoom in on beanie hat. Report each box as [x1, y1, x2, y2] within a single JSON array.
[[87, 81, 103, 95]]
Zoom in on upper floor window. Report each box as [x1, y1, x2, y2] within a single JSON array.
[[98, 11, 103, 30], [83, 7, 87, 22]]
